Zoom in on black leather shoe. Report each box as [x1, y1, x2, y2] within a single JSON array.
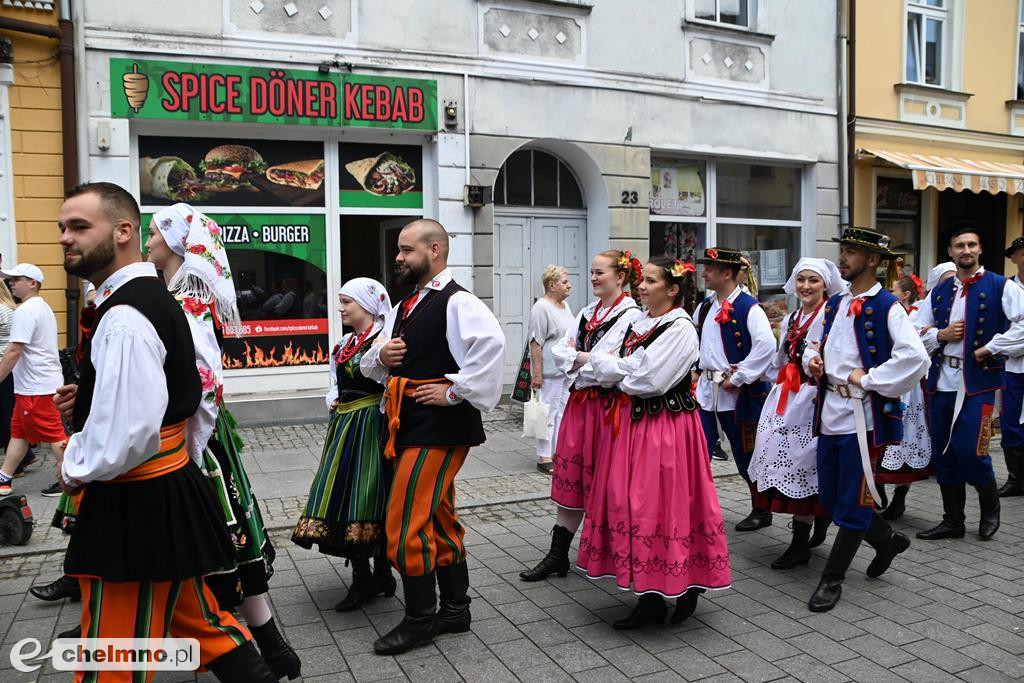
[[537, 461, 554, 474], [998, 448, 1024, 497], [771, 520, 811, 570], [520, 525, 572, 581], [916, 521, 966, 540], [208, 641, 278, 683], [997, 478, 1024, 497], [57, 624, 81, 640], [250, 617, 301, 680], [612, 594, 666, 630], [808, 516, 830, 548], [30, 576, 81, 602], [735, 508, 772, 532], [808, 579, 843, 612], [916, 483, 966, 540], [864, 515, 909, 578], [881, 485, 909, 521], [670, 588, 703, 625], [436, 561, 472, 634], [977, 481, 1001, 540], [373, 573, 438, 655], [335, 558, 380, 612], [807, 527, 865, 613]]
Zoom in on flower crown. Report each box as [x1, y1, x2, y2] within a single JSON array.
[[667, 259, 696, 279], [617, 250, 643, 282]]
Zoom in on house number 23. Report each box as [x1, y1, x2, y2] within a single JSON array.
[[621, 190, 639, 204]]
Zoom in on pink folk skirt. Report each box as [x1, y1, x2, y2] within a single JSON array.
[[578, 404, 732, 597], [551, 389, 613, 511]]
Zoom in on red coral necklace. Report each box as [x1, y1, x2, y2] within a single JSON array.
[[586, 292, 627, 332], [337, 325, 375, 364]]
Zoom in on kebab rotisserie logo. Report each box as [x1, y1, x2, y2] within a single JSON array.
[[111, 58, 437, 131]]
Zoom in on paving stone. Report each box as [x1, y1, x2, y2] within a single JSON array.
[[295, 644, 350, 677], [546, 639, 608, 673], [470, 616, 522, 645], [850, 616, 925, 646], [956, 665, 1020, 683], [791, 632, 857, 665], [840, 633, 916, 668], [890, 659, 962, 683], [962, 622, 1024, 656], [714, 650, 786, 683], [347, 652, 405, 682], [772, 654, 849, 683], [732, 630, 801, 662], [602, 643, 668, 678], [656, 646, 728, 679], [956, 642, 1024, 680]]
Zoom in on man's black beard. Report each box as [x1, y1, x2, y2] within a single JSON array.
[[64, 237, 115, 279], [842, 262, 867, 282], [394, 261, 428, 287]]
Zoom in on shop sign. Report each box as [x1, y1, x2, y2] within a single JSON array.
[[651, 159, 705, 217], [112, 58, 437, 131]]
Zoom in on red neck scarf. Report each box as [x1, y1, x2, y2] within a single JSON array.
[[714, 298, 734, 324]]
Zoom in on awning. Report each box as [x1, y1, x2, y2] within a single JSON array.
[[860, 148, 1024, 196]]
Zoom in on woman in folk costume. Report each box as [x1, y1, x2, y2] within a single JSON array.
[[876, 273, 938, 520], [147, 204, 300, 680], [579, 257, 731, 628], [292, 278, 396, 611], [748, 258, 846, 569], [519, 251, 643, 582]]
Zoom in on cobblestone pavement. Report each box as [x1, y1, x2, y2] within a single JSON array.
[[0, 414, 1021, 681]]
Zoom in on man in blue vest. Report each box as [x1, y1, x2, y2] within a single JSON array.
[[997, 236, 1024, 497], [695, 247, 776, 531], [806, 228, 929, 612], [914, 223, 1024, 540]]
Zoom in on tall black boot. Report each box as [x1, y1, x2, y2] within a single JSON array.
[[436, 561, 472, 634], [670, 587, 705, 625], [881, 484, 909, 521], [916, 483, 967, 540], [808, 515, 830, 548], [808, 527, 866, 612], [519, 524, 572, 581], [976, 480, 1001, 539], [863, 513, 910, 578], [612, 593, 666, 630], [998, 447, 1024, 497], [373, 573, 438, 655], [771, 519, 812, 570], [250, 617, 301, 680], [335, 557, 379, 612], [735, 507, 773, 532], [374, 548, 398, 599], [208, 641, 278, 683]]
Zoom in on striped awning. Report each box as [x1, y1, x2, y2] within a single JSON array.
[[860, 148, 1024, 196]]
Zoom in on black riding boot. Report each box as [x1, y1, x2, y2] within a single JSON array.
[[519, 524, 572, 581], [436, 561, 472, 634], [671, 587, 705, 625], [612, 593, 666, 630], [881, 484, 909, 521], [771, 519, 812, 570], [998, 447, 1024, 497], [208, 641, 278, 683], [863, 513, 910, 578], [976, 480, 1001, 539], [735, 507, 773, 532], [808, 515, 830, 548], [250, 617, 301, 680], [916, 483, 967, 540], [808, 527, 866, 612], [374, 548, 398, 599], [335, 557, 379, 612], [373, 573, 438, 655]]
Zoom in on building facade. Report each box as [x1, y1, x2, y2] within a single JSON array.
[[73, 0, 841, 402], [855, 0, 1024, 278]]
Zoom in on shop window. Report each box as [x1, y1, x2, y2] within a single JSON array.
[[694, 0, 751, 28], [906, 0, 947, 87], [875, 176, 921, 278], [716, 162, 800, 221], [494, 150, 584, 209]]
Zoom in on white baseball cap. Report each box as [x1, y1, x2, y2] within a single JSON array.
[[0, 263, 44, 284]]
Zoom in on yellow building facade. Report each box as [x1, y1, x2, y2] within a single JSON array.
[[1, 2, 69, 340], [855, 0, 1024, 277]]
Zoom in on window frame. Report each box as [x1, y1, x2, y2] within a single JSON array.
[[904, 0, 949, 88], [689, 0, 755, 30], [1016, 0, 1024, 100]]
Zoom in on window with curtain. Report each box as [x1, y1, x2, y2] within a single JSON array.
[[694, 0, 751, 28], [906, 0, 946, 86]]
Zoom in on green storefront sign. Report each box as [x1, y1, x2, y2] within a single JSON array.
[[142, 213, 327, 268], [113, 58, 437, 131]]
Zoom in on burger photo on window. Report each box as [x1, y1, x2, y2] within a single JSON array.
[[198, 144, 268, 193]]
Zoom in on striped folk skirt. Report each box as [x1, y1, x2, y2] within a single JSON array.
[[292, 394, 393, 559], [203, 406, 276, 609]]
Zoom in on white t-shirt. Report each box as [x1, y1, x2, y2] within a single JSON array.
[[9, 296, 63, 395]]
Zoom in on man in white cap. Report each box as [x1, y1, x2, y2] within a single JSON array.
[[0, 263, 67, 495]]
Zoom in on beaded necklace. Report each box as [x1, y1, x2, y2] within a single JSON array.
[[623, 306, 681, 354], [586, 292, 627, 332], [785, 300, 824, 361], [337, 325, 376, 365]]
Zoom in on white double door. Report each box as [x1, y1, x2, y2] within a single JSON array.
[[493, 210, 588, 384]]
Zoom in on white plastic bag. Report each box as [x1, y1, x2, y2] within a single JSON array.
[[522, 393, 550, 440]]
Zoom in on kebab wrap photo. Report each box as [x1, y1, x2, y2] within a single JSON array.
[[345, 152, 417, 196], [140, 156, 207, 202], [266, 159, 325, 190]]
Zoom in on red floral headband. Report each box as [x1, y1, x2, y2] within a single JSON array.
[[667, 259, 696, 278]]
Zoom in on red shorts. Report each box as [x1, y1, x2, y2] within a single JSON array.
[[11, 394, 67, 444]]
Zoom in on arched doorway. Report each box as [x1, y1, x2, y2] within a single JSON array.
[[492, 148, 588, 383]]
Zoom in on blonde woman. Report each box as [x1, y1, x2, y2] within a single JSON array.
[[528, 265, 576, 473]]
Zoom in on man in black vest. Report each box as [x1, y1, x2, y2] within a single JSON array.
[[362, 219, 504, 655], [56, 182, 275, 681]]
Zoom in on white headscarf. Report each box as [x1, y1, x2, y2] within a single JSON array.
[[784, 258, 846, 297], [339, 277, 391, 320], [927, 261, 956, 292], [152, 203, 240, 330]]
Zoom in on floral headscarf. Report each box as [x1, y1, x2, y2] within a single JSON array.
[[153, 203, 240, 331], [339, 277, 391, 320]]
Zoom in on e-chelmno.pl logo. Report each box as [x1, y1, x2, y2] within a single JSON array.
[[10, 637, 199, 674]]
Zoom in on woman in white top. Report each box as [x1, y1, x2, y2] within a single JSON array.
[[0, 281, 15, 451], [528, 265, 576, 473]]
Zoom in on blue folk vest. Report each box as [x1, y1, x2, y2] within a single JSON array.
[[697, 291, 770, 424], [926, 270, 1007, 396], [813, 288, 904, 446]]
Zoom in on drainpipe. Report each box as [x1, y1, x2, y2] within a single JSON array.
[[847, 0, 857, 229], [836, 0, 849, 231], [0, 2, 80, 346]]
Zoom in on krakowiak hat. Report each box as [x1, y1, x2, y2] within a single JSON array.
[[831, 227, 900, 257], [696, 247, 745, 266], [1006, 236, 1024, 258]]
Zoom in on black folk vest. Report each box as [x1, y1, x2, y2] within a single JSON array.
[[72, 276, 202, 433], [391, 280, 486, 449]]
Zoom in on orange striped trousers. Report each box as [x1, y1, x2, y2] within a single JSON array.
[[386, 446, 469, 576], [75, 577, 249, 683]]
